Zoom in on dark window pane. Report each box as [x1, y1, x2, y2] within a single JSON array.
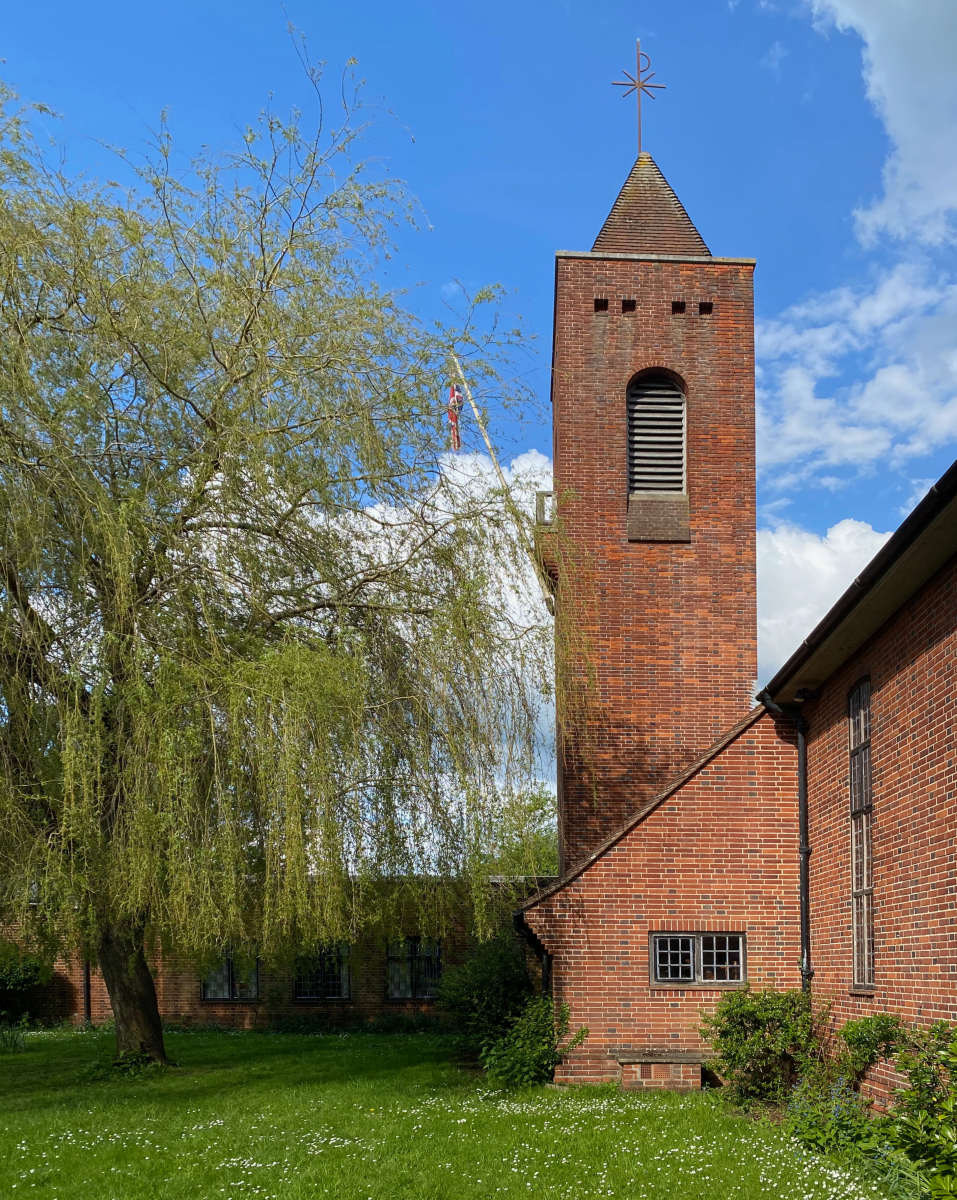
[[655, 936, 694, 980], [414, 940, 442, 999], [387, 938, 441, 999], [202, 958, 231, 1000], [295, 945, 351, 1000], [701, 935, 742, 981], [232, 962, 259, 1000], [387, 940, 412, 999]]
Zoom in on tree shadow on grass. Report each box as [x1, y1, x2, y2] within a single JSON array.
[[0, 1030, 466, 1117]]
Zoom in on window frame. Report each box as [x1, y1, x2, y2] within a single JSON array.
[[294, 944, 352, 1002], [200, 954, 260, 1002], [386, 936, 442, 1001], [648, 932, 747, 988], [849, 678, 875, 991]]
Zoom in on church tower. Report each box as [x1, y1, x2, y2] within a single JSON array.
[[551, 153, 757, 870]]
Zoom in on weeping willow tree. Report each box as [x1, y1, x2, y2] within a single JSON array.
[[0, 75, 556, 1061]]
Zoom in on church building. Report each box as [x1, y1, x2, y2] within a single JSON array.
[[517, 152, 957, 1093], [23, 150, 957, 1078]]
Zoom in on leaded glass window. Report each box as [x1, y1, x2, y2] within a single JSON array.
[[295, 945, 351, 1000], [201, 955, 259, 1000], [386, 937, 441, 999], [849, 680, 874, 988]]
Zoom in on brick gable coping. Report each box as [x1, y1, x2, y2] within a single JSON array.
[[555, 250, 756, 265], [519, 705, 770, 913], [592, 153, 711, 257]]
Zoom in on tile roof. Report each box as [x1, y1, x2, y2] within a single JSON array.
[[592, 153, 711, 257]]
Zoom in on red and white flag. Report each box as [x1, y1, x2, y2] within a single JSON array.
[[447, 384, 464, 452]]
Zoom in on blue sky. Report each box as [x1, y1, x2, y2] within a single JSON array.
[[4, 0, 957, 678]]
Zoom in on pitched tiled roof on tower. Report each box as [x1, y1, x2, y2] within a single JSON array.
[[592, 152, 710, 256]]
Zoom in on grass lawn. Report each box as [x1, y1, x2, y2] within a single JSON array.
[[0, 1027, 886, 1200]]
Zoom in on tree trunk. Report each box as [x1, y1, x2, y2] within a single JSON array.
[[96, 924, 169, 1063]]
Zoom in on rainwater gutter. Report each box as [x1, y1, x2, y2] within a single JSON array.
[[760, 691, 814, 993]]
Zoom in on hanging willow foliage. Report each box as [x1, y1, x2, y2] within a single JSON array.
[[0, 71, 561, 1045]]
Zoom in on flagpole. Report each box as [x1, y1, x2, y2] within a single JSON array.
[[450, 354, 555, 611]]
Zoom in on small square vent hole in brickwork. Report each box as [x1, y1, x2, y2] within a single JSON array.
[[671, 300, 686, 315], [594, 297, 609, 313], [622, 298, 637, 314], [698, 301, 713, 315]]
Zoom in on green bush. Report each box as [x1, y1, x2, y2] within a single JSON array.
[[0, 952, 45, 992], [894, 1022, 955, 1117], [699, 985, 821, 1105], [890, 1029, 957, 1197], [838, 1012, 903, 1079], [786, 1077, 882, 1158], [436, 933, 533, 1048], [480, 995, 587, 1088]]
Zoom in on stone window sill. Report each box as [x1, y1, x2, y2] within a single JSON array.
[[650, 981, 749, 991], [200, 998, 260, 1004], [291, 998, 354, 1005]]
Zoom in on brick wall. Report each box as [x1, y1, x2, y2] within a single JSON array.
[[47, 927, 471, 1029], [804, 553, 957, 1041], [524, 711, 800, 1086], [552, 251, 757, 869]]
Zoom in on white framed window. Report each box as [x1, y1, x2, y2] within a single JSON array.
[[294, 944, 351, 1001], [651, 934, 745, 985], [201, 955, 259, 1001], [849, 679, 875, 989], [627, 375, 686, 494]]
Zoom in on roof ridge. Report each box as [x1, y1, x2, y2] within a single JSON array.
[[519, 705, 769, 912], [592, 153, 710, 257]]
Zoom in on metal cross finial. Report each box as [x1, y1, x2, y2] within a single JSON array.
[[613, 38, 665, 156]]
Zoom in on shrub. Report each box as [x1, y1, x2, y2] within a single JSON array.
[[699, 985, 821, 1105], [786, 1077, 882, 1158], [889, 1028, 957, 1196], [436, 933, 533, 1048], [0, 1020, 26, 1053], [480, 995, 587, 1088], [894, 1022, 955, 1117], [838, 1013, 903, 1080], [0, 952, 46, 992]]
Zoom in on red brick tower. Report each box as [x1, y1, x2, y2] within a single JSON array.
[[552, 153, 757, 870]]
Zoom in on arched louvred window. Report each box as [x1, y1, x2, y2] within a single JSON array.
[[627, 375, 686, 494]]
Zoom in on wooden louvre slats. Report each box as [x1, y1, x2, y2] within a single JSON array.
[[628, 377, 686, 493]]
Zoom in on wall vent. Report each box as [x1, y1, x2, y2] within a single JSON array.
[[627, 376, 686, 493]]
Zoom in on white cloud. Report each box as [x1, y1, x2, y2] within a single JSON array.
[[811, 0, 957, 244], [758, 263, 957, 480], [761, 41, 789, 78], [757, 517, 892, 681], [758, 4, 957, 485]]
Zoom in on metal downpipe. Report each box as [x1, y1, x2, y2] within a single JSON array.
[[760, 691, 813, 992]]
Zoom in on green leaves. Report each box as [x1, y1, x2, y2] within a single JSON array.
[[435, 933, 533, 1048], [0, 75, 552, 970], [480, 996, 587, 1088]]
